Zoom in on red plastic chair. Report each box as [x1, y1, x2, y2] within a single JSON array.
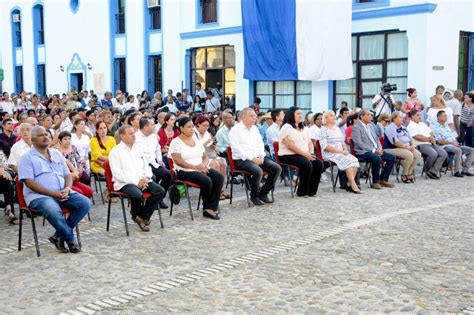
[[226, 147, 273, 207], [349, 139, 372, 186], [103, 161, 163, 236], [16, 177, 81, 257], [314, 140, 339, 192], [273, 141, 300, 198], [168, 158, 201, 221]]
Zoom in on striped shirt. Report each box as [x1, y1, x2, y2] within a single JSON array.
[[460, 105, 474, 125]]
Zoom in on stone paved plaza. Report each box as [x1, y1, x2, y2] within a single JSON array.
[[0, 173, 473, 314]]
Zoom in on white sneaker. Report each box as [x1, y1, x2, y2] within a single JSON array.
[[320, 173, 329, 183]]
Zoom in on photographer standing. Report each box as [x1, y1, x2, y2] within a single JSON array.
[[373, 83, 396, 119]]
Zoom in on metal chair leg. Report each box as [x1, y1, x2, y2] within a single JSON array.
[[229, 174, 234, 205], [119, 197, 129, 236], [243, 176, 251, 207], [76, 225, 81, 247], [31, 213, 40, 257], [18, 208, 23, 251], [288, 167, 294, 198], [157, 208, 164, 228], [185, 186, 194, 221], [330, 165, 336, 193], [98, 180, 104, 204], [106, 198, 112, 231]]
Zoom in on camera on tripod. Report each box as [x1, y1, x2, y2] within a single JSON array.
[[382, 82, 397, 93]]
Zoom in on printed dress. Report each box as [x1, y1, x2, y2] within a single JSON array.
[[320, 126, 359, 170]]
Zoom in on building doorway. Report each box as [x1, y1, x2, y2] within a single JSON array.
[[191, 45, 235, 109], [70, 72, 83, 92]]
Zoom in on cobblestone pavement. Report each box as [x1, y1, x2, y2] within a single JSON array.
[[0, 172, 473, 314]]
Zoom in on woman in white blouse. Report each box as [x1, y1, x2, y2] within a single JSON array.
[[278, 107, 324, 197], [70, 119, 91, 170], [320, 111, 361, 194], [426, 95, 454, 129], [169, 117, 224, 220], [193, 114, 229, 200]]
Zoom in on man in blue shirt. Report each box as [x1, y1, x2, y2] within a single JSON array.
[[432, 110, 473, 177], [101, 91, 113, 108], [18, 126, 91, 253]]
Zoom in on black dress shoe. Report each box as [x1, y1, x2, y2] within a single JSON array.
[[259, 194, 273, 204], [454, 171, 464, 178], [462, 171, 474, 176], [427, 171, 440, 179], [67, 242, 81, 254], [250, 197, 265, 206], [159, 200, 169, 209], [48, 235, 69, 253], [203, 210, 220, 220]]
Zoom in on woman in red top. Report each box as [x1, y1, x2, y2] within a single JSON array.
[[345, 113, 359, 145], [158, 113, 180, 167]]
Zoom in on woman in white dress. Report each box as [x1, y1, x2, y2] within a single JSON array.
[[193, 114, 229, 200], [71, 119, 91, 171], [320, 110, 361, 194]]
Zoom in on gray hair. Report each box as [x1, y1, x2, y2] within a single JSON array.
[[154, 91, 162, 99], [118, 124, 133, 135], [239, 107, 254, 119], [30, 125, 46, 139]]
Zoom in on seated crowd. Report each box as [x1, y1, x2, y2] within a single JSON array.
[[0, 85, 473, 254]]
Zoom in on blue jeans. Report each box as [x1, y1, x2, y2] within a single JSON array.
[[29, 193, 91, 244], [357, 151, 395, 183]]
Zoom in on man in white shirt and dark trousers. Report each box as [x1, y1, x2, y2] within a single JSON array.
[[407, 109, 447, 179], [135, 117, 172, 209], [109, 125, 164, 232], [229, 108, 282, 206]]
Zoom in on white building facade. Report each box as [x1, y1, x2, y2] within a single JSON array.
[[0, 0, 473, 112]]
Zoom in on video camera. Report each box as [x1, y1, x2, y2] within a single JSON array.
[[382, 82, 397, 93]]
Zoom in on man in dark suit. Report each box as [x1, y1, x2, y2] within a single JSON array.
[[352, 110, 396, 189]]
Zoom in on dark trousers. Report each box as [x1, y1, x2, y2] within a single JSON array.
[[234, 158, 282, 198], [151, 165, 172, 193], [460, 122, 473, 147], [357, 151, 396, 183], [279, 154, 324, 196], [177, 169, 224, 211], [119, 182, 164, 221], [0, 177, 13, 207]]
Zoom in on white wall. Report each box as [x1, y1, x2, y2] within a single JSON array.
[[125, 0, 145, 93]]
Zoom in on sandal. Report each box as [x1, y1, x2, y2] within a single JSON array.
[[5, 208, 19, 225], [401, 175, 411, 183]]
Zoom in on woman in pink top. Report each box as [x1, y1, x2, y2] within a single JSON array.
[[278, 107, 324, 197], [402, 88, 424, 122]]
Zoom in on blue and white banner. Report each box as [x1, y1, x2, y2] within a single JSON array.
[[241, 0, 353, 81]]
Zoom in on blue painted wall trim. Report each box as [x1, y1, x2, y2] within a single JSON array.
[[70, 0, 80, 14], [184, 50, 191, 91], [352, 3, 437, 20], [180, 26, 242, 40], [328, 81, 334, 111], [352, 0, 389, 11]]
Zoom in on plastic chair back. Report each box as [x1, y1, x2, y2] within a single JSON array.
[[226, 147, 237, 172], [103, 161, 115, 192], [273, 142, 281, 163], [15, 177, 28, 209]]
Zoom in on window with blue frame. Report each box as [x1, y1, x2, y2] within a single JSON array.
[[148, 1, 161, 30], [115, 0, 126, 34], [198, 0, 217, 24], [458, 31, 474, 91], [114, 58, 126, 92], [37, 65, 46, 97], [147, 55, 162, 94], [33, 5, 44, 45], [15, 66, 23, 94], [254, 81, 312, 112], [12, 11, 22, 48]]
